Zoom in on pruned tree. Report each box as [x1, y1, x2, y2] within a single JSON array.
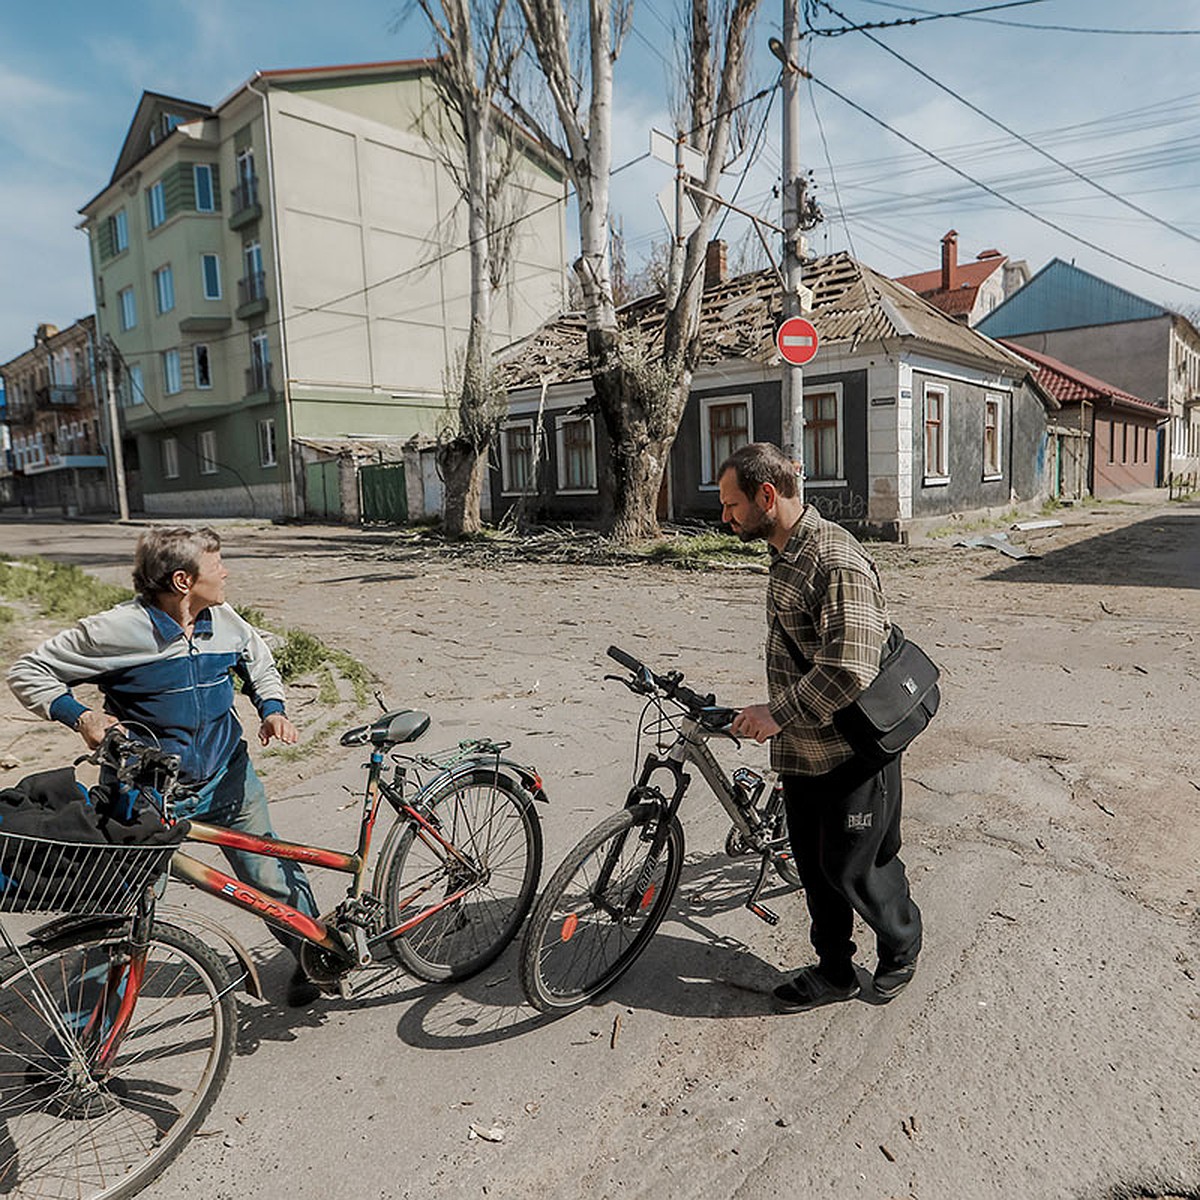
[[509, 0, 763, 541], [408, 0, 525, 536]]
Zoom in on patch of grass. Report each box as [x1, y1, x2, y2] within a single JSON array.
[[626, 531, 769, 571], [927, 506, 1023, 540], [0, 558, 130, 621], [316, 665, 339, 706], [0, 604, 14, 629]]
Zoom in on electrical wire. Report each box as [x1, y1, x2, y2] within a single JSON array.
[[805, 0, 1047, 35], [848, 0, 1200, 34]]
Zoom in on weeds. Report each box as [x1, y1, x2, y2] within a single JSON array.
[[626, 531, 768, 570], [0, 558, 130, 621]]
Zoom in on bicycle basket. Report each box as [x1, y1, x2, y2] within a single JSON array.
[[0, 832, 179, 916]]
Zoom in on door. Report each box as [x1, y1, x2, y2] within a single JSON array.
[[359, 462, 408, 524]]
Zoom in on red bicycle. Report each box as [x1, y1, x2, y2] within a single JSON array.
[[0, 715, 545, 1199]]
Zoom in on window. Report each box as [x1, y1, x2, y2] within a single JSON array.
[[118, 287, 137, 331], [126, 363, 144, 407], [258, 418, 277, 468], [109, 209, 128, 253], [153, 265, 175, 314], [924, 383, 949, 481], [147, 180, 166, 230], [1122, 423, 1129, 464], [162, 349, 182, 395], [194, 344, 212, 389], [699, 396, 752, 485], [248, 330, 271, 391], [501, 420, 536, 494], [198, 429, 218, 475], [555, 415, 596, 492], [1108, 421, 1116, 465], [201, 253, 222, 300], [983, 394, 1002, 478], [162, 437, 179, 479], [803, 387, 843, 482], [194, 164, 214, 212]]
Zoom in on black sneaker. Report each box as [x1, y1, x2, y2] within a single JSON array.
[[285, 966, 321, 1008], [873, 959, 917, 1001], [772, 966, 860, 1012]]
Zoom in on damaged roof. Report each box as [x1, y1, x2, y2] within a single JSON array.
[[498, 251, 1030, 389]]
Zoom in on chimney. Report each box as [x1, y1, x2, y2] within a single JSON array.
[[704, 239, 728, 289], [940, 230, 958, 292], [34, 323, 59, 345]]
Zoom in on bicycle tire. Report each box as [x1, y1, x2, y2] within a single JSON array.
[[0, 919, 235, 1200], [378, 771, 542, 983], [519, 803, 683, 1013], [763, 791, 802, 889]]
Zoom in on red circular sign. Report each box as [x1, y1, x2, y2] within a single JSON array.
[[776, 316, 819, 365]]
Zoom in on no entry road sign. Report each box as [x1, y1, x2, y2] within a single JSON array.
[[776, 316, 819, 366]]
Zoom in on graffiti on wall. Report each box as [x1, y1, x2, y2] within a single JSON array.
[[808, 491, 868, 520]]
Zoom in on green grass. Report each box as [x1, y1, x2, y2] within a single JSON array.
[[0, 558, 131, 621]]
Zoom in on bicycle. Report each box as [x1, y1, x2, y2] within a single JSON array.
[[519, 645, 800, 1013], [0, 711, 546, 1200]]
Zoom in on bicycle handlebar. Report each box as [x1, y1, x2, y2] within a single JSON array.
[[605, 645, 737, 731]]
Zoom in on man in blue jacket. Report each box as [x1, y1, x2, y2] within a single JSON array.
[[7, 526, 321, 1006]]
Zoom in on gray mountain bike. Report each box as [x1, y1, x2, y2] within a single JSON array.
[[519, 645, 801, 1013]]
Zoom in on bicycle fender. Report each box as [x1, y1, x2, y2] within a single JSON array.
[[432, 757, 549, 803], [155, 905, 264, 999]]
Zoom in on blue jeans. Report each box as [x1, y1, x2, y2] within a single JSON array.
[[173, 741, 319, 957]]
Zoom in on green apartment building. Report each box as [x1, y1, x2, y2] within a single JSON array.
[[79, 60, 568, 518]]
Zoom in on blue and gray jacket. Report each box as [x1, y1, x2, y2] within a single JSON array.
[[7, 600, 286, 787]]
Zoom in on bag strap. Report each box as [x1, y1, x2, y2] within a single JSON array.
[[772, 614, 903, 674]]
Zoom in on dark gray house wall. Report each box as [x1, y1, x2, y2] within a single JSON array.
[[1001, 316, 1171, 408]]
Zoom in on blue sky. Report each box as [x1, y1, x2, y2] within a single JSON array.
[[2, 0, 1199, 363]]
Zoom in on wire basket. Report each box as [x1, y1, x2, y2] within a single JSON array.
[[0, 832, 178, 916]]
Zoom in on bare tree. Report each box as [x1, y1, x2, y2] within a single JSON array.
[[409, 0, 523, 536]]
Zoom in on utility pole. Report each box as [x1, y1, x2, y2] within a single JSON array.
[[102, 337, 129, 521], [774, 0, 806, 499]]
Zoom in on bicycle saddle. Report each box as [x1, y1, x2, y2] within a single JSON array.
[[340, 709, 431, 748]]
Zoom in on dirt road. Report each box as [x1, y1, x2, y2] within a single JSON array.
[[1, 499, 1197, 1200]]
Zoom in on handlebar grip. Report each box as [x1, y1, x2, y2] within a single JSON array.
[[607, 645, 645, 675]]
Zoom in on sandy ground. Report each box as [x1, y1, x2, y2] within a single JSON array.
[[0, 497, 1197, 1200]]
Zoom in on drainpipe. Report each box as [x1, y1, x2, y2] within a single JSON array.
[[247, 74, 299, 517]]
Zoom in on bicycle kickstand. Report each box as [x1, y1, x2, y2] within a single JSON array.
[[745, 853, 779, 926]]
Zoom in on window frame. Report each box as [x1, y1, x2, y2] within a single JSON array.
[[147, 180, 167, 230], [153, 264, 175, 315], [982, 393, 1003, 480], [500, 419, 537, 496], [923, 382, 950, 485], [194, 164, 215, 213], [554, 414, 598, 494], [126, 363, 144, 407], [110, 209, 129, 254], [161, 436, 180, 480], [194, 344, 212, 390], [258, 418, 278, 468], [118, 287, 137, 331], [162, 349, 182, 396], [802, 383, 845, 486], [201, 253, 222, 300], [198, 429, 218, 475], [698, 394, 753, 488]]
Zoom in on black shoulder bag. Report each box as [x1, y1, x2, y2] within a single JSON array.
[[774, 619, 941, 762]]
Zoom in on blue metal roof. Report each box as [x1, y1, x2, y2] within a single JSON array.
[[976, 258, 1168, 337]]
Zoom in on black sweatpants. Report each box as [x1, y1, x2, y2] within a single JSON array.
[[782, 754, 922, 982]]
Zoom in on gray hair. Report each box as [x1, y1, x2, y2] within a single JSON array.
[[132, 527, 221, 601]]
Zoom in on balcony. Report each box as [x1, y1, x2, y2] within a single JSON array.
[[236, 271, 269, 320], [229, 175, 262, 231], [245, 363, 274, 401]]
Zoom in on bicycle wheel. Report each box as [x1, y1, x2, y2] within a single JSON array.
[[763, 790, 802, 889], [519, 803, 683, 1013], [0, 920, 235, 1200], [378, 771, 542, 983]]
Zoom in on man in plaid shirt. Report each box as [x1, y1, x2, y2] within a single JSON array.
[[723, 442, 922, 1011]]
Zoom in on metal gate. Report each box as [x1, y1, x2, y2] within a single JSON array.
[[305, 460, 341, 520], [359, 462, 408, 524]]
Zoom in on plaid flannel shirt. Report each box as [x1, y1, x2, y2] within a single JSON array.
[[765, 505, 890, 777]]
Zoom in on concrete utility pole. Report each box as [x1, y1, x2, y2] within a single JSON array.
[[775, 0, 806, 498], [102, 337, 129, 521]]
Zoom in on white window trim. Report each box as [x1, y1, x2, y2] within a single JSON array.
[[500, 418, 537, 496], [201, 253, 222, 300], [148, 180, 166, 230], [258, 418, 277, 468], [803, 382, 846, 487], [111, 209, 129, 253], [194, 344, 212, 390], [194, 164, 214, 213], [162, 437, 180, 480], [154, 265, 174, 315], [554, 414, 598, 494], [162, 349, 182, 396], [982, 392, 1003, 481], [198, 429, 218, 475], [118, 287, 137, 331], [698, 393, 754, 489], [923, 381, 950, 486], [127, 363, 144, 407]]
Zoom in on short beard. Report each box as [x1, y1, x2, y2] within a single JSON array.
[[734, 507, 775, 543]]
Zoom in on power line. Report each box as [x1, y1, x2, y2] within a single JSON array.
[[848, 0, 1200, 34], [806, 70, 1199, 291], [815, 0, 1200, 248], [805, 0, 1047, 35]]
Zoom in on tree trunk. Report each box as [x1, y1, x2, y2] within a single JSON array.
[[438, 437, 489, 537]]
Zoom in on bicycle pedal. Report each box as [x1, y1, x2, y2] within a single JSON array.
[[337, 976, 355, 1001], [746, 901, 779, 926]]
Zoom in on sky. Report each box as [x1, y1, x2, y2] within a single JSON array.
[[2, 0, 1199, 364]]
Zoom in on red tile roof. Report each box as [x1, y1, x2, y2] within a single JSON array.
[[1000, 341, 1166, 414], [893, 255, 1005, 315]]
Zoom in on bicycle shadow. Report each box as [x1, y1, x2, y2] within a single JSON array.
[[391, 850, 803, 1050]]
